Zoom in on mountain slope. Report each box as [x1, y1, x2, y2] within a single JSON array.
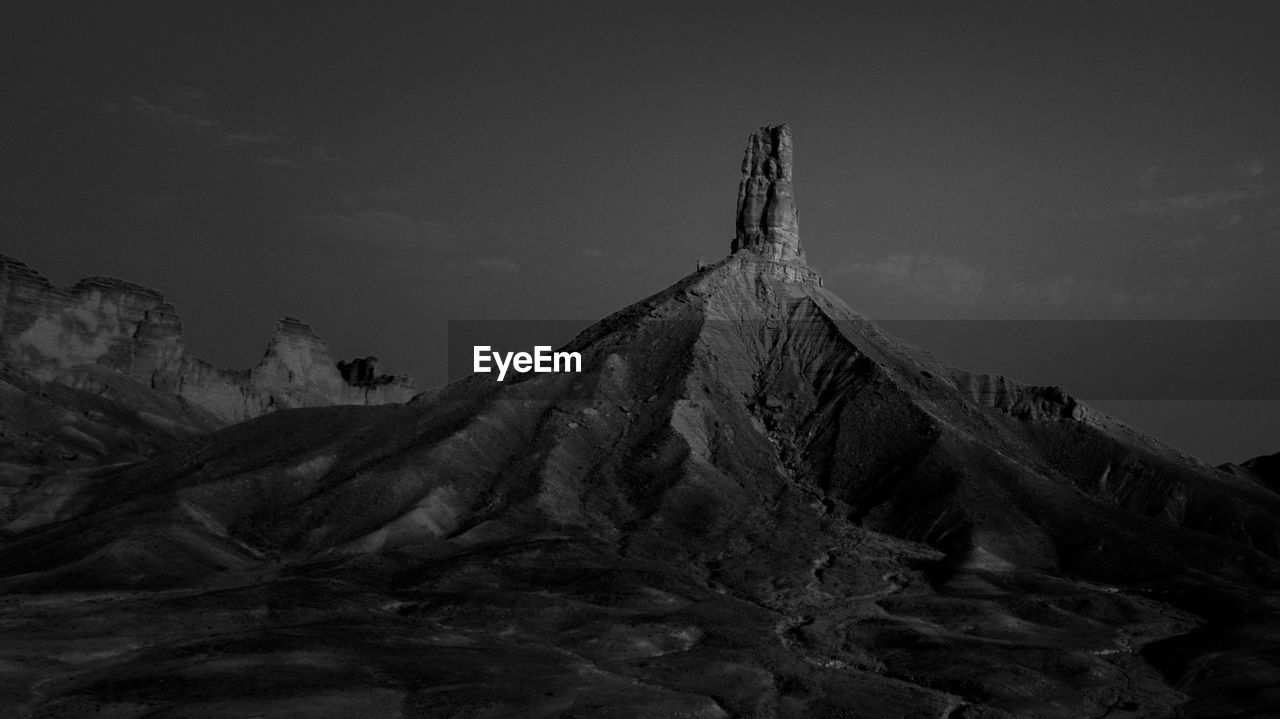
[[4, 251, 1278, 717], [8, 251, 1273, 575], [1, 125, 1277, 718]]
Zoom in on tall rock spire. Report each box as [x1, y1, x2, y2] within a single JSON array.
[[731, 124, 805, 265]]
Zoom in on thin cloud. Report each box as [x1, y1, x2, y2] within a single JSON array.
[[256, 156, 303, 168], [1006, 275, 1169, 312], [831, 253, 1189, 316], [445, 258, 521, 274], [311, 145, 340, 164], [473, 258, 520, 273], [255, 146, 340, 170], [223, 131, 279, 146], [297, 210, 528, 274], [296, 211, 456, 250], [1137, 165, 1166, 191], [1235, 159, 1267, 177], [830, 254, 988, 306], [341, 189, 407, 209], [119, 91, 294, 160], [127, 95, 219, 130], [1125, 159, 1277, 217], [1127, 186, 1276, 217]]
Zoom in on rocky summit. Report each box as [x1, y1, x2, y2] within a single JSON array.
[[1, 126, 1278, 718], [0, 253, 414, 421], [731, 124, 821, 285], [0, 254, 414, 516]]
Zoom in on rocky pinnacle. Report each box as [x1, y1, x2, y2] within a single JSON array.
[[731, 124, 805, 265]]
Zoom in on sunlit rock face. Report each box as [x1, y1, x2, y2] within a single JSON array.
[[174, 316, 415, 424], [0, 259, 183, 382], [0, 253, 415, 425], [732, 124, 803, 263], [730, 124, 822, 285]]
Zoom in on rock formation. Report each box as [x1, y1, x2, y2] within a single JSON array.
[[0, 253, 415, 427], [730, 124, 822, 284], [0, 258, 184, 381], [3, 126, 1279, 718], [1243, 451, 1280, 483], [1219, 450, 1280, 492], [337, 355, 388, 386]]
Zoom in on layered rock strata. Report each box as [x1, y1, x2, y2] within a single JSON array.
[[730, 124, 822, 284], [0, 254, 414, 425]]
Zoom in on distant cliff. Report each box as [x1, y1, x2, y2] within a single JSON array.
[[0, 253, 415, 426]]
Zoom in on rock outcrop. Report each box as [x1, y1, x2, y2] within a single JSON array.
[[0, 253, 415, 426], [729, 124, 822, 284], [1219, 451, 1280, 493], [953, 370, 1088, 421], [0, 258, 184, 382], [337, 355, 391, 387]]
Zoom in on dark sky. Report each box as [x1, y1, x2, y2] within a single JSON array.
[[2, 2, 1278, 463]]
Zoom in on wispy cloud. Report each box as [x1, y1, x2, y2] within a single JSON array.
[[296, 208, 521, 274], [114, 89, 318, 165], [1235, 159, 1267, 177], [1137, 165, 1166, 191], [341, 189, 407, 209], [253, 145, 340, 169], [444, 258, 521, 274], [1123, 158, 1277, 218], [310, 145, 340, 164], [1006, 275, 1173, 312], [296, 211, 456, 250], [471, 258, 520, 274], [222, 131, 279, 147], [831, 252, 1187, 316], [255, 156, 303, 168], [830, 254, 989, 306], [127, 95, 220, 131], [1127, 186, 1276, 217]]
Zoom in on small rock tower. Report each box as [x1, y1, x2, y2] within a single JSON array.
[[732, 124, 805, 265]]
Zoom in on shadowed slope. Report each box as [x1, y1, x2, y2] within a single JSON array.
[[2, 254, 1279, 716], [5, 251, 1279, 587], [3, 125, 1279, 717]]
